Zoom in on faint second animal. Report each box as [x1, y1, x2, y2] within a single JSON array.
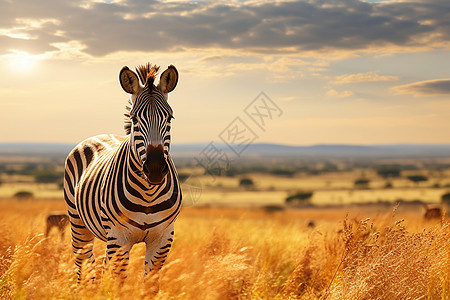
[[423, 205, 442, 220], [46, 212, 69, 239]]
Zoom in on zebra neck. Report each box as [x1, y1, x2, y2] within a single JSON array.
[[123, 137, 172, 203]]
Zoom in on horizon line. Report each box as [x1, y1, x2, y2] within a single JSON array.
[[1, 141, 450, 147]]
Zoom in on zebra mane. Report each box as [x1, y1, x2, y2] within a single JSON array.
[[136, 63, 160, 86], [124, 99, 133, 134], [124, 63, 160, 135]]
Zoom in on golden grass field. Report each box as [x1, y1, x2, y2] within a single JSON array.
[[0, 198, 448, 299]]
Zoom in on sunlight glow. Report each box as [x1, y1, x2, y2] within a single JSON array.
[[7, 50, 41, 73]]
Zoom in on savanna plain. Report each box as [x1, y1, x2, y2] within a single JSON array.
[[0, 154, 449, 299]]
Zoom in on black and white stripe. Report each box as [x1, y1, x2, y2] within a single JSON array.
[[64, 63, 181, 281]]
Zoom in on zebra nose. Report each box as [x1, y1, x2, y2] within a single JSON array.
[[143, 144, 169, 184]]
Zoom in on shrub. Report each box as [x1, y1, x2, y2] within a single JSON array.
[[262, 205, 285, 213], [354, 178, 370, 189], [270, 168, 295, 177], [407, 175, 428, 184], [225, 168, 238, 177], [286, 191, 313, 204], [376, 166, 401, 178], [34, 170, 63, 183], [239, 178, 254, 187], [57, 180, 64, 190], [14, 191, 34, 199], [441, 192, 450, 205], [178, 173, 190, 183]]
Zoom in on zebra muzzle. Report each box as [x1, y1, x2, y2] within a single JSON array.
[[142, 144, 169, 185]]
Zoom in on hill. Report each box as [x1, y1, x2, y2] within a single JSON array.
[[1, 142, 450, 159]]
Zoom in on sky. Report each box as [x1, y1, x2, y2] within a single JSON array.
[[0, 0, 449, 146]]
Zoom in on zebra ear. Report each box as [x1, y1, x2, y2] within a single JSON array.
[[119, 66, 140, 94], [159, 65, 178, 94]]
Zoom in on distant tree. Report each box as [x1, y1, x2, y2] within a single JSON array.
[[34, 170, 63, 183], [14, 191, 34, 199], [57, 180, 64, 190], [441, 192, 450, 205], [306, 169, 321, 175], [354, 178, 370, 189], [225, 168, 238, 177], [20, 163, 40, 175], [407, 175, 428, 185], [178, 173, 190, 183], [286, 191, 313, 204], [321, 162, 338, 172], [239, 178, 254, 188], [204, 166, 227, 177], [377, 166, 401, 178], [262, 205, 285, 213], [384, 181, 393, 189], [270, 168, 295, 177]]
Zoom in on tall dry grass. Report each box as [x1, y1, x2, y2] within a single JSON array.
[[326, 212, 450, 299], [0, 199, 448, 299]]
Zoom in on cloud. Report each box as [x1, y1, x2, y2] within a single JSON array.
[[185, 54, 311, 79], [333, 71, 399, 84], [326, 89, 354, 98], [392, 79, 450, 96], [0, 0, 449, 58]]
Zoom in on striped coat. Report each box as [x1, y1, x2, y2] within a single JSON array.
[[64, 63, 181, 280]]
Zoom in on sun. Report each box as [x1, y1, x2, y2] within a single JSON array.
[[8, 50, 40, 73]]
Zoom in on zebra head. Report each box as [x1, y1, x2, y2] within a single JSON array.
[[119, 63, 178, 185]]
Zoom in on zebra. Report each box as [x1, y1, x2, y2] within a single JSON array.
[[423, 204, 443, 220], [45, 212, 69, 240], [64, 63, 181, 281]]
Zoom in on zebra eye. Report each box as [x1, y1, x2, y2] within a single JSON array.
[[167, 115, 174, 122], [131, 115, 138, 124]]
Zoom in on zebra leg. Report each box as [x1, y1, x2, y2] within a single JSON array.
[[143, 227, 174, 295], [104, 235, 132, 281], [144, 226, 174, 276], [65, 193, 95, 280], [45, 224, 51, 237], [69, 218, 96, 281], [60, 227, 65, 241]]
